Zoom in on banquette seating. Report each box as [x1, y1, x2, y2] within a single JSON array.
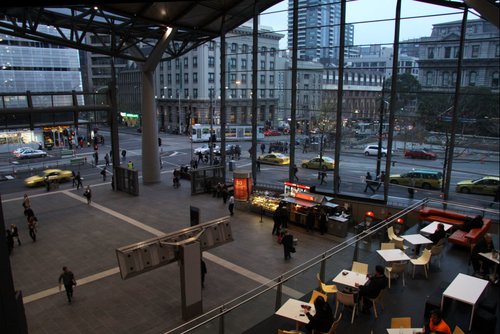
[[418, 207, 491, 247]]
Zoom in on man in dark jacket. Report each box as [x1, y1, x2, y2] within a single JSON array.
[[282, 231, 295, 260], [305, 296, 333, 333], [471, 233, 495, 275], [58, 266, 76, 303], [356, 265, 388, 314]]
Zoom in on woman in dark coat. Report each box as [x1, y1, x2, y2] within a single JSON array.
[[305, 296, 333, 333]]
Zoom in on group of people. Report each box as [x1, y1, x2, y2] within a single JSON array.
[[363, 171, 385, 193], [7, 194, 38, 255]]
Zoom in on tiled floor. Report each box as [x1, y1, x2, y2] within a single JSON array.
[[2, 172, 499, 334]]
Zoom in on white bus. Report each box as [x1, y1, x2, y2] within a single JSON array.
[[191, 124, 265, 142]]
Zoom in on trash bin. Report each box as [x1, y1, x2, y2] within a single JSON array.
[[327, 216, 348, 238], [229, 160, 236, 171]]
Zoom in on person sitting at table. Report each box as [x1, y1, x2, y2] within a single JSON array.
[[425, 309, 452, 334], [471, 233, 495, 276], [423, 223, 447, 252], [304, 295, 333, 333], [355, 265, 388, 314]]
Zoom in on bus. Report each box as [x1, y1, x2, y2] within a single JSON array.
[[191, 124, 264, 142], [354, 122, 389, 137]]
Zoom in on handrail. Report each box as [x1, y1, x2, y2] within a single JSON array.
[[165, 199, 429, 334]]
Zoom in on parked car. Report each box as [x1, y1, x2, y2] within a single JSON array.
[[404, 149, 437, 160], [194, 144, 220, 155], [24, 169, 73, 187], [14, 148, 47, 159], [389, 169, 443, 190], [364, 145, 389, 157], [264, 129, 281, 136], [257, 153, 290, 165], [301, 156, 335, 170], [455, 176, 499, 195]]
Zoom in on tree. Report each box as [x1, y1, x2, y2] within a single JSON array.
[[316, 102, 337, 169]]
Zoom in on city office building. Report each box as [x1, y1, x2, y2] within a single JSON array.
[[0, 20, 83, 150], [154, 25, 284, 133]]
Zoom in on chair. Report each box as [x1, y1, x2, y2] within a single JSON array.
[[429, 243, 445, 268], [277, 330, 302, 334], [351, 261, 369, 275], [316, 273, 338, 299], [452, 325, 465, 334], [380, 242, 395, 250], [410, 249, 432, 278], [367, 288, 385, 318], [309, 289, 328, 305], [385, 261, 407, 288], [387, 226, 404, 242], [393, 238, 408, 251], [334, 291, 357, 324], [390, 317, 412, 328]]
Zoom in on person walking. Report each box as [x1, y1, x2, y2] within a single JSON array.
[[293, 164, 299, 182], [22, 193, 30, 211], [58, 266, 77, 304], [71, 170, 76, 187], [100, 167, 107, 181], [364, 172, 375, 193], [93, 151, 99, 166], [121, 149, 127, 161], [104, 153, 110, 167], [28, 215, 38, 242], [228, 195, 235, 216], [221, 184, 229, 204], [320, 171, 327, 185], [272, 206, 282, 235], [127, 160, 134, 170], [10, 224, 21, 246], [260, 143, 265, 155], [83, 186, 92, 204], [75, 171, 83, 190], [408, 175, 416, 198], [375, 171, 385, 191], [201, 259, 207, 288], [6, 229, 14, 255], [282, 230, 295, 260]]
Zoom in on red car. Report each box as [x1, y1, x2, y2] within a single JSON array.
[[404, 149, 437, 160], [264, 130, 281, 136]]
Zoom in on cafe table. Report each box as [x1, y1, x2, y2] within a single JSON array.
[[419, 221, 453, 236], [441, 273, 489, 330], [275, 298, 315, 331], [386, 328, 422, 334], [332, 269, 369, 288], [402, 234, 433, 257], [377, 249, 411, 262], [479, 251, 499, 279]]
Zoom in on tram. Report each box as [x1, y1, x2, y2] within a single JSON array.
[[191, 124, 264, 142]]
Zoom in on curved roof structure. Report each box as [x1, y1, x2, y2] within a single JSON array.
[[0, 1, 283, 62]]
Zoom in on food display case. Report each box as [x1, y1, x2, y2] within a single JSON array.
[[249, 191, 281, 215]]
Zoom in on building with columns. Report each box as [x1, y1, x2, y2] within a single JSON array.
[[155, 25, 284, 133]]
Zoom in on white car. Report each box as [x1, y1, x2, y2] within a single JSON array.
[[14, 148, 48, 159], [12, 147, 33, 155], [364, 145, 389, 157], [194, 144, 220, 155]]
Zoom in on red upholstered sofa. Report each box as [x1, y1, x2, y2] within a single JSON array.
[[418, 207, 491, 247]]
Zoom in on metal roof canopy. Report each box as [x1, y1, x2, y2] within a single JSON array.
[[0, 1, 283, 62]]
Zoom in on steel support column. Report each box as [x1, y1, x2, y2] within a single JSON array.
[[289, 0, 299, 182]]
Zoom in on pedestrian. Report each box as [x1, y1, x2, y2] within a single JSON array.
[[22, 193, 30, 211], [282, 230, 295, 260], [24, 206, 35, 220], [364, 172, 375, 193], [272, 206, 282, 235], [121, 149, 127, 161], [302, 143, 308, 153], [100, 167, 107, 181], [6, 229, 14, 255], [104, 153, 110, 167], [221, 184, 229, 204], [228, 195, 235, 216], [293, 164, 299, 182], [10, 224, 21, 246], [256, 160, 261, 172], [279, 204, 289, 229], [260, 143, 265, 155], [319, 211, 327, 235], [201, 259, 207, 288], [408, 175, 415, 198], [44, 176, 51, 192], [83, 186, 92, 204], [71, 170, 76, 187], [93, 151, 99, 166], [127, 160, 134, 170], [58, 266, 77, 304], [28, 215, 38, 242], [320, 171, 327, 185], [76, 171, 83, 189], [375, 171, 385, 191], [306, 209, 315, 232]]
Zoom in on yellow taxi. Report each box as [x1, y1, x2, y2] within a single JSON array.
[[301, 156, 335, 170], [24, 169, 73, 187], [389, 169, 443, 190], [455, 176, 499, 195], [257, 153, 290, 165]]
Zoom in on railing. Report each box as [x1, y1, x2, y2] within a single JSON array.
[[164, 199, 430, 334]]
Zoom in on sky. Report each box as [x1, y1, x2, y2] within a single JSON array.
[[259, 0, 472, 49]]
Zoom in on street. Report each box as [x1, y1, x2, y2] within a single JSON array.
[[1, 130, 498, 209]]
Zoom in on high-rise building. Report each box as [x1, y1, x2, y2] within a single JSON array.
[[287, 0, 354, 62]]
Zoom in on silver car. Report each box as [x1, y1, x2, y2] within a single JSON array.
[[14, 148, 48, 159]]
